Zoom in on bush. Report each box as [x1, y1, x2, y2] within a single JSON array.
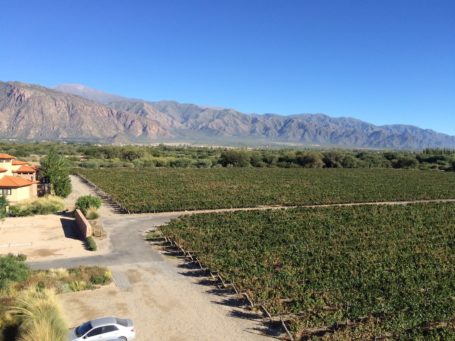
[[85, 208, 99, 220], [8, 289, 68, 341], [29, 266, 112, 294], [86, 237, 97, 251], [0, 254, 30, 290], [295, 152, 324, 168], [89, 274, 110, 285], [75, 195, 101, 216], [8, 197, 64, 217], [67, 267, 111, 287], [393, 156, 419, 169], [219, 150, 251, 167]]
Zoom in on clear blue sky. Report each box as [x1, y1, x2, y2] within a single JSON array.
[[1, 0, 454, 134]]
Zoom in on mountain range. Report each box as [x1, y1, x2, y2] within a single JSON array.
[[0, 80, 453, 149]]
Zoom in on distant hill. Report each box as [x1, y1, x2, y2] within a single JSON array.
[[0, 81, 454, 149], [54, 83, 128, 104], [0, 82, 169, 142]]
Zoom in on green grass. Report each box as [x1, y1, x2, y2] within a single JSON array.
[[160, 203, 455, 339], [77, 168, 455, 213]]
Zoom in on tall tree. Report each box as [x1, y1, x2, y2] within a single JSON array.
[[40, 150, 72, 198], [0, 196, 7, 219]]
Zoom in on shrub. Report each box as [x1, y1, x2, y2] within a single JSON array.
[[219, 150, 251, 167], [81, 160, 99, 169], [75, 195, 101, 215], [8, 289, 68, 341], [89, 273, 110, 285], [295, 152, 324, 168], [68, 281, 88, 292], [85, 208, 99, 220], [67, 266, 111, 287], [393, 156, 419, 169], [0, 254, 30, 290], [8, 196, 64, 217], [86, 237, 97, 251]]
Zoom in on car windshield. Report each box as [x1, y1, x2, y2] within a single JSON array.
[[75, 322, 92, 337]]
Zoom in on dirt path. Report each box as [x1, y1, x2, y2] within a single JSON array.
[[41, 176, 272, 340], [35, 175, 455, 341], [65, 175, 113, 217], [121, 198, 455, 219]]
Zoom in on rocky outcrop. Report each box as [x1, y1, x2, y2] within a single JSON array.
[[0, 82, 170, 141]]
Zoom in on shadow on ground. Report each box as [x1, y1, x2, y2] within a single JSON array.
[[149, 237, 284, 339], [60, 214, 81, 241]]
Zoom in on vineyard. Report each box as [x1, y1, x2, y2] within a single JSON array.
[[76, 168, 455, 213], [160, 203, 455, 339]]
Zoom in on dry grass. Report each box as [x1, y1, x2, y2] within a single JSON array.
[[8, 289, 68, 341], [17, 266, 112, 294], [8, 196, 65, 217]]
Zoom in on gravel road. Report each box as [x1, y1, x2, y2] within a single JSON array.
[[30, 175, 455, 341], [30, 176, 272, 341]]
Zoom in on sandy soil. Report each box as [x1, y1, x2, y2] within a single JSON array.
[[0, 214, 108, 261], [60, 263, 271, 341]]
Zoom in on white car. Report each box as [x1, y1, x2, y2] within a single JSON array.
[[68, 316, 135, 341]]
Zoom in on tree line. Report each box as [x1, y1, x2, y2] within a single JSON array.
[[1, 141, 454, 171]]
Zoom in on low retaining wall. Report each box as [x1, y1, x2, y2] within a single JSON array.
[[74, 209, 93, 238]]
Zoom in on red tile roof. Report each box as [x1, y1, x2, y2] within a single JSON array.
[[0, 167, 7, 173], [12, 165, 36, 173], [0, 176, 35, 188], [0, 175, 36, 188], [12, 160, 28, 165], [0, 153, 15, 159]]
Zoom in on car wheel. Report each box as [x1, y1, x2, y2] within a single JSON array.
[[119, 337, 127, 341]]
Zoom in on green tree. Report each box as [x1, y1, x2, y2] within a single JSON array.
[[0, 196, 8, 219], [341, 154, 359, 168], [393, 156, 419, 169], [322, 151, 344, 168], [219, 150, 251, 167], [295, 152, 324, 168], [40, 150, 72, 198]]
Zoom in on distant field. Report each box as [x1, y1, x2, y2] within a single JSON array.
[[161, 203, 455, 339], [76, 168, 455, 213]]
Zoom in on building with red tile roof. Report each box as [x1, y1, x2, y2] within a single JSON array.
[[0, 154, 38, 202], [12, 160, 28, 166]]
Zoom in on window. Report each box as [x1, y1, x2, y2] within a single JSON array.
[[103, 325, 119, 333], [75, 322, 92, 337], [1, 189, 11, 196], [86, 327, 104, 337]]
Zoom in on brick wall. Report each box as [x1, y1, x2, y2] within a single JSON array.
[[74, 209, 93, 238]]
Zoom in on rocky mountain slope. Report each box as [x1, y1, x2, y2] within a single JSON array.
[[0, 82, 169, 142], [1, 81, 454, 149]]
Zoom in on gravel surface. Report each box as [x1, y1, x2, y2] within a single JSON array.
[[34, 175, 273, 341]]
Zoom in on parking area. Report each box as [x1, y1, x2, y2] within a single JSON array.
[[60, 263, 269, 341], [0, 214, 108, 261]]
